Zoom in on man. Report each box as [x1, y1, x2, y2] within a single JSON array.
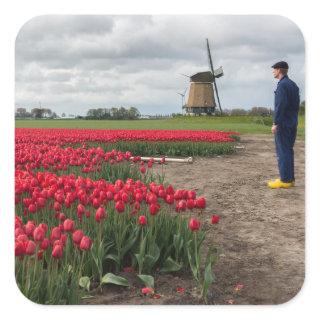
[[268, 61, 300, 189]]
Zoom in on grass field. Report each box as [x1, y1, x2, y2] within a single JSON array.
[[15, 115, 305, 136]]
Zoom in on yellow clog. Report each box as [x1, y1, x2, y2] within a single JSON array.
[[268, 179, 294, 189]]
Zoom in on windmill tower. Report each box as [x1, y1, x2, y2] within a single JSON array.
[[184, 39, 223, 115]]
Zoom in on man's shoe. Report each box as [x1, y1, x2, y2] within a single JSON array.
[[268, 179, 294, 189], [272, 178, 295, 186]]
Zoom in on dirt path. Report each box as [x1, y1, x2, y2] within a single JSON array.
[[161, 134, 305, 305], [84, 134, 304, 305]]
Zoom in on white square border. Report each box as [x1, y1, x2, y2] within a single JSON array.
[[1, 1, 319, 319]]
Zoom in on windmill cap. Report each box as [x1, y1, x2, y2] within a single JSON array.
[[272, 61, 289, 69]]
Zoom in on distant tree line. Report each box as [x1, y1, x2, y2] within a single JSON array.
[[86, 107, 140, 120], [15, 102, 305, 120], [221, 106, 272, 116], [15, 107, 57, 119], [15, 106, 141, 120], [222, 101, 305, 117]]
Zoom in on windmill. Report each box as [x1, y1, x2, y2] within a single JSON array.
[[184, 39, 223, 115], [177, 87, 188, 113]]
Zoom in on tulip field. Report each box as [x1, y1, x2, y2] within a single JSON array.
[[15, 128, 233, 304], [16, 128, 239, 156]]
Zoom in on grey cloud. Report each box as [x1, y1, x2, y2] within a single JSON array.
[[15, 15, 305, 115]]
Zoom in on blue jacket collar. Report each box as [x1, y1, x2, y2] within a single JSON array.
[[279, 75, 288, 83]]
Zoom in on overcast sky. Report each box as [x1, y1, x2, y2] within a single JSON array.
[[15, 15, 305, 116]]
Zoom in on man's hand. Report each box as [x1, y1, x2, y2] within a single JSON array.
[[271, 124, 278, 134]]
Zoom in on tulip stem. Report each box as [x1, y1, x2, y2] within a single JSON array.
[[33, 249, 38, 283], [194, 232, 199, 282], [78, 251, 85, 280]]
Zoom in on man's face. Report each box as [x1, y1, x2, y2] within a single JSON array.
[[272, 68, 281, 79]]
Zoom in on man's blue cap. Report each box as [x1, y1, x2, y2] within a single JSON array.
[[272, 61, 289, 69]]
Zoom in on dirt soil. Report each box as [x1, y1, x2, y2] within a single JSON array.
[[83, 134, 305, 305]]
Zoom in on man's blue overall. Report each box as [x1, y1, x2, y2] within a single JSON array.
[[274, 75, 300, 183]]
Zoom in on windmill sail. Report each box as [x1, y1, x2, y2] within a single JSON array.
[[206, 38, 222, 114], [214, 66, 223, 78]]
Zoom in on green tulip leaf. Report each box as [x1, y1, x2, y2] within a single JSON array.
[[79, 276, 91, 291], [201, 261, 214, 302], [160, 257, 182, 273], [81, 295, 94, 299], [137, 274, 154, 289], [105, 254, 120, 265], [101, 273, 129, 287]]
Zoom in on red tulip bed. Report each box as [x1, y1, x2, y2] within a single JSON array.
[[15, 128, 224, 304], [16, 128, 239, 156]]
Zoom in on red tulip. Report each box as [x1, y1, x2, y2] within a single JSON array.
[[28, 203, 37, 213], [38, 223, 48, 233], [99, 191, 106, 201], [36, 197, 46, 208], [158, 189, 166, 199], [79, 236, 92, 251], [134, 201, 141, 211], [60, 233, 68, 246], [55, 193, 64, 204], [92, 198, 100, 208], [186, 199, 195, 209], [65, 198, 72, 208], [147, 193, 157, 204], [77, 204, 85, 215], [141, 287, 154, 295], [106, 191, 113, 200], [50, 227, 61, 240], [53, 201, 62, 212], [177, 200, 187, 212], [196, 197, 206, 209], [33, 226, 45, 242], [165, 194, 174, 204], [134, 192, 143, 202], [138, 215, 147, 226], [58, 212, 66, 221], [115, 179, 124, 189], [52, 244, 63, 259], [187, 190, 196, 199], [166, 185, 174, 194], [149, 203, 160, 216], [53, 239, 64, 248], [188, 218, 200, 232], [25, 240, 36, 255], [176, 287, 185, 294], [63, 219, 75, 232], [140, 166, 146, 174], [16, 234, 28, 243], [25, 221, 35, 236], [15, 241, 25, 256], [174, 190, 183, 200], [72, 230, 84, 245], [115, 200, 125, 213], [211, 214, 220, 224], [122, 192, 129, 203], [40, 238, 50, 250], [114, 193, 121, 202], [95, 207, 106, 222], [15, 216, 23, 229]]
